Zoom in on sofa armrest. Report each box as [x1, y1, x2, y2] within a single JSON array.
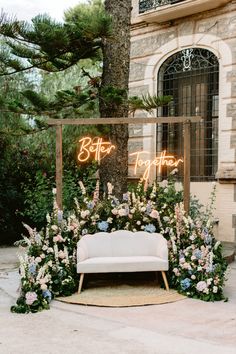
[[156, 235, 168, 260]]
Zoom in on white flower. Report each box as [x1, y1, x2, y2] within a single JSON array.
[[107, 182, 114, 195], [51, 225, 58, 232], [213, 286, 218, 293], [79, 181, 86, 195], [214, 241, 221, 250], [81, 210, 90, 218], [191, 275, 196, 280], [159, 180, 168, 188], [52, 188, 57, 195], [58, 250, 66, 259], [40, 283, 47, 291], [136, 221, 141, 225], [107, 217, 113, 223], [207, 278, 213, 286], [112, 208, 118, 215], [118, 209, 128, 217], [170, 168, 178, 175]]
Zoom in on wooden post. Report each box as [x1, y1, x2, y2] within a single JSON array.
[[183, 121, 190, 214], [56, 125, 63, 210]]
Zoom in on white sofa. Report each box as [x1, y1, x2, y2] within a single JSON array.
[[77, 230, 169, 293]]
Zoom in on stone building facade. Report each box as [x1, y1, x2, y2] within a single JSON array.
[[129, 0, 236, 244]]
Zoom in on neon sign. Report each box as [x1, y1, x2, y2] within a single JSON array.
[[77, 137, 116, 162], [129, 150, 183, 181]]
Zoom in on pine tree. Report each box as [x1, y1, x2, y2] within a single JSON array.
[[0, 1, 172, 198]]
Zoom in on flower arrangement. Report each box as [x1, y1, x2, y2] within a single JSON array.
[[11, 178, 228, 313]]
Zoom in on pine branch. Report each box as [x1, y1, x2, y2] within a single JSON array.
[[0, 7, 111, 76], [128, 94, 173, 115]]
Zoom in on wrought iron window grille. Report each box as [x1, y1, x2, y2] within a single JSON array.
[[139, 0, 185, 14], [157, 48, 219, 182]]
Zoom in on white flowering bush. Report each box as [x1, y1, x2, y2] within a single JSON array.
[[11, 179, 227, 313], [11, 202, 78, 313]]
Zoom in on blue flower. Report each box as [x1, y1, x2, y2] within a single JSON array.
[[28, 264, 36, 275], [194, 250, 202, 260], [144, 224, 156, 233], [82, 228, 88, 236], [87, 201, 94, 209], [180, 278, 191, 290], [43, 290, 52, 302], [97, 221, 109, 232]]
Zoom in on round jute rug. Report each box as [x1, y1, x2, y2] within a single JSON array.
[[56, 281, 185, 307]]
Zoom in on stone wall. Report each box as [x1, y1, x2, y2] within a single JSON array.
[[129, 0, 236, 243]]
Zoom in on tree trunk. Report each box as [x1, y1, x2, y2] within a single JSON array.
[[99, 0, 132, 199]]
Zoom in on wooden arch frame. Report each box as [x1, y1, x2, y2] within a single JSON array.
[[47, 116, 202, 214]]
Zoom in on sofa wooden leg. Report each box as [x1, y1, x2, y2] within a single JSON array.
[[161, 271, 169, 291], [78, 273, 84, 294]]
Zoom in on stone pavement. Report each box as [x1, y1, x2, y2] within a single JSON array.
[[0, 247, 236, 354]]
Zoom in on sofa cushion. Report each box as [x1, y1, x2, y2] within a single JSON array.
[[77, 256, 168, 273]]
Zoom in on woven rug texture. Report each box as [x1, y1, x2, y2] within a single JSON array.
[[56, 281, 185, 307]]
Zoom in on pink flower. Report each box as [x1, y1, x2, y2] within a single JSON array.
[[53, 234, 64, 243], [118, 209, 128, 217], [58, 250, 65, 259], [25, 291, 38, 305], [196, 281, 207, 292], [150, 210, 159, 219]]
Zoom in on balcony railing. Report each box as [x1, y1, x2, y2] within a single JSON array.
[[139, 0, 185, 14]]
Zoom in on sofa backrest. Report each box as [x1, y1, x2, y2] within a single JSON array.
[[77, 230, 168, 260]]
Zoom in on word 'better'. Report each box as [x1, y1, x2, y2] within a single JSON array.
[[78, 137, 115, 162]]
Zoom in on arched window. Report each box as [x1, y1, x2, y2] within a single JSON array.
[[157, 48, 219, 181]]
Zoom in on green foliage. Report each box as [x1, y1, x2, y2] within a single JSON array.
[[0, 2, 112, 75], [11, 181, 227, 313], [129, 93, 173, 115]]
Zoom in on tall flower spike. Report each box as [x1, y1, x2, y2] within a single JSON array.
[[93, 180, 100, 204], [79, 181, 86, 195]]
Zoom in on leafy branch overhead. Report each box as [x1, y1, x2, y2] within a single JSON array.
[[0, 5, 112, 75]]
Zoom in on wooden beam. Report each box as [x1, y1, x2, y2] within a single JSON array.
[[183, 121, 191, 214], [47, 116, 202, 126], [56, 125, 63, 210]]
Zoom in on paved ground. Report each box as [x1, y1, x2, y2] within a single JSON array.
[[0, 247, 236, 354]]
